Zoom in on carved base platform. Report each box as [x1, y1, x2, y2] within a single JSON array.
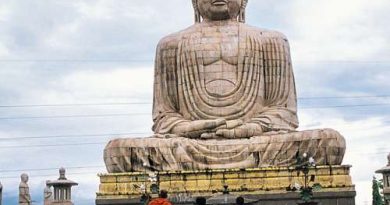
[[50, 202, 73, 205], [96, 166, 355, 205]]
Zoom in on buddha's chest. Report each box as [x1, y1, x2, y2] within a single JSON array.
[[183, 27, 249, 96], [192, 31, 241, 65]]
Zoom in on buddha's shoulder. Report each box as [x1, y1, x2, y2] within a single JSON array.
[[157, 25, 200, 49], [243, 24, 289, 41]]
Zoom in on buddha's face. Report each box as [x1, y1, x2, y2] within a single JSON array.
[[197, 0, 243, 21]]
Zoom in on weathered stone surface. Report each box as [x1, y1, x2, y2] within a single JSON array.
[[103, 0, 346, 172], [96, 166, 355, 205], [105, 129, 345, 172]]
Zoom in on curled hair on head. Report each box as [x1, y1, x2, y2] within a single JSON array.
[[192, 0, 201, 23], [239, 0, 248, 23]]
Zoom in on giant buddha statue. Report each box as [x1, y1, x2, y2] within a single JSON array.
[[104, 0, 346, 173]]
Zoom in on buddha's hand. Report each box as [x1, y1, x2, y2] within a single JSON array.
[[216, 123, 263, 139], [200, 119, 244, 139], [171, 119, 226, 138]]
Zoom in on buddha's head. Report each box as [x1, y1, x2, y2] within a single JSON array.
[[192, 0, 248, 23]]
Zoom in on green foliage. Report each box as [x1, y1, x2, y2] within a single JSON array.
[[379, 179, 384, 190], [373, 176, 384, 205], [312, 183, 322, 192], [300, 187, 313, 202], [299, 183, 322, 202]]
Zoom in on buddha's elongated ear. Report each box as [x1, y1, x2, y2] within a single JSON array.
[[192, 0, 201, 23], [239, 0, 248, 23]]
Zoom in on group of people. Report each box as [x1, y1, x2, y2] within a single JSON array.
[[147, 190, 245, 205]]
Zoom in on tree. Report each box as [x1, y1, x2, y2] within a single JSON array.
[[373, 176, 384, 205]]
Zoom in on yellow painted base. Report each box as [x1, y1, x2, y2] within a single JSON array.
[[96, 165, 354, 200]]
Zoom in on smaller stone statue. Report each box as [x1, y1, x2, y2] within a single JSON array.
[[59, 167, 66, 180], [19, 173, 31, 205], [44, 180, 53, 205], [388, 152, 390, 166], [0, 181, 3, 205]]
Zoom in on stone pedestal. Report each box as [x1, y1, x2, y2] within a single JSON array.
[[96, 165, 355, 205], [47, 168, 78, 205], [51, 202, 73, 205]]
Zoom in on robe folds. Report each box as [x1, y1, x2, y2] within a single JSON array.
[[152, 23, 298, 135], [104, 129, 345, 172]]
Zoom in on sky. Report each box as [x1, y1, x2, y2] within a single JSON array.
[[0, 0, 389, 204]]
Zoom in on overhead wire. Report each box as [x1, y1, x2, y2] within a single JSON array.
[[0, 59, 389, 63], [0, 150, 388, 179], [0, 95, 389, 108], [0, 142, 106, 149], [0, 165, 104, 173], [0, 132, 150, 141], [0, 171, 102, 179], [0, 120, 389, 148], [0, 103, 389, 120]]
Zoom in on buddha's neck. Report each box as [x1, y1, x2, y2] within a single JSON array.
[[201, 18, 239, 26]]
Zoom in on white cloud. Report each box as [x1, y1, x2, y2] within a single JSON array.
[[0, 1, 389, 205], [355, 180, 373, 205], [0, 4, 11, 57], [75, 0, 156, 21], [0, 43, 9, 57], [299, 108, 390, 205], [289, 0, 390, 61], [0, 4, 10, 22], [57, 67, 153, 101]]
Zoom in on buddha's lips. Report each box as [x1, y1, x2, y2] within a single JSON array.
[[212, 0, 228, 6]]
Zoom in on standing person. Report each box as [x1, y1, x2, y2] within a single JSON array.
[[195, 197, 206, 205], [236, 196, 245, 205], [19, 173, 31, 205], [148, 190, 172, 205]]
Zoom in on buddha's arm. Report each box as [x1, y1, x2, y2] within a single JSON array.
[[152, 41, 185, 134], [250, 33, 299, 132]]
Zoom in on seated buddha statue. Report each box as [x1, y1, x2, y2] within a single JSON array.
[[104, 0, 346, 172]]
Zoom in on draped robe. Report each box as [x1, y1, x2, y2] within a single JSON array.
[[152, 23, 298, 135], [104, 23, 346, 172]]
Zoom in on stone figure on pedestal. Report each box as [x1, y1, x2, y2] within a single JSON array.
[[388, 153, 390, 166], [19, 173, 31, 205], [44, 180, 53, 205], [104, 0, 346, 172]]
